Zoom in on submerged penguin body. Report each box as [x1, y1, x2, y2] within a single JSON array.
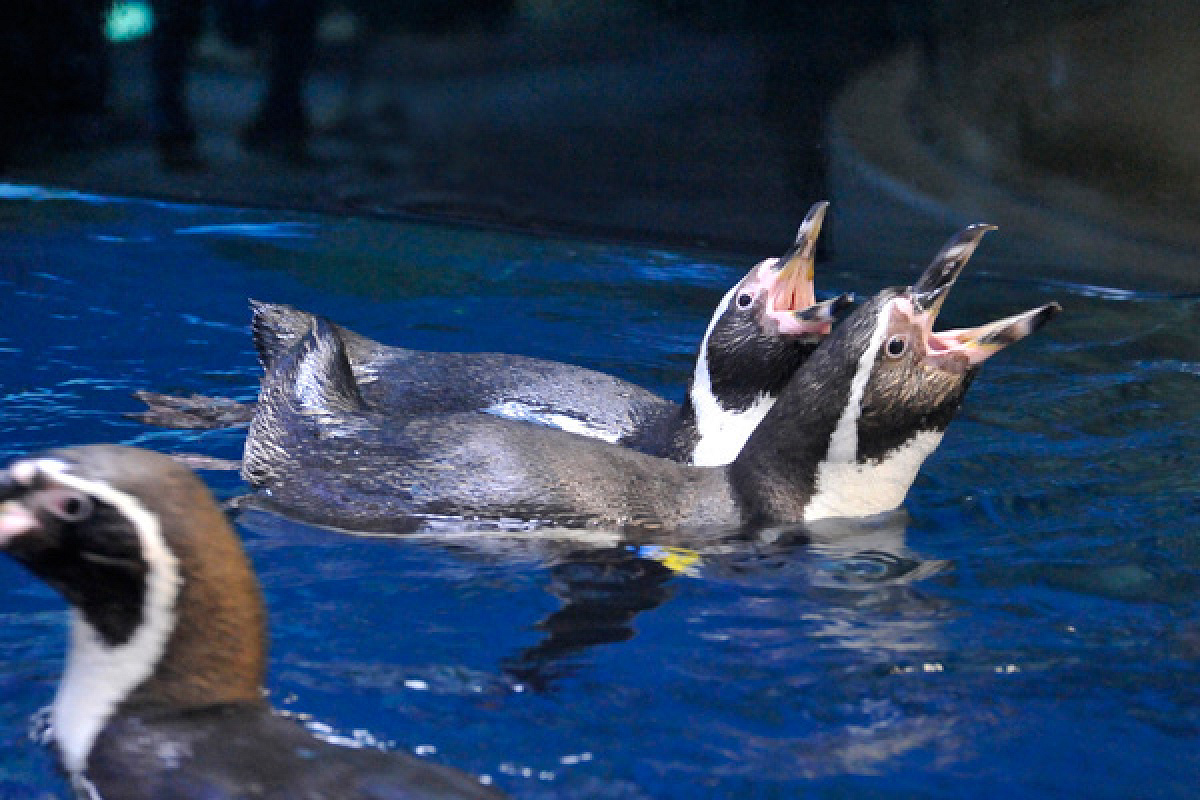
[[137, 203, 845, 466], [241, 327, 737, 531], [240, 226, 1060, 532], [253, 300, 681, 448]]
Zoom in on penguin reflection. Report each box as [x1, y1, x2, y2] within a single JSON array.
[[493, 512, 949, 693]]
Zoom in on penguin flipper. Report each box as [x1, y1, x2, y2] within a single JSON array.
[[129, 391, 256, 429]]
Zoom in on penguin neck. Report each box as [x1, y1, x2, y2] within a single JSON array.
[[52, 481, 266, 780], [799, 300, 949, 522], [726, 312, 874, 523], [730, 298, 948, 523], [125, 494, 267, 712], [685, 285, 776, 467], [725, 385, 844, 524]]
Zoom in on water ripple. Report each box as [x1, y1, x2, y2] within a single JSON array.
[[1, 190, 1197, 798], [174, 222, 319, 239]]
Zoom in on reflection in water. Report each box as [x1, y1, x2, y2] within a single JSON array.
[[502, 548, 675, 692], [303, 510, 963, 780], [493, 513, 949, 685]]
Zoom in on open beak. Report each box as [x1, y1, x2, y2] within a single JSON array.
[[907, 224, 1062, 368], [769, 201, 827, 314], [911, 223, 997, 320], [928, 303, 1062, 366], [768, 201, 852, 335]]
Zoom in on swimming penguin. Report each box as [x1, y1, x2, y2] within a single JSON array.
[[237, 225, 1061, 532], [135, 202, 852, 466], [0, 446, 505, 799]]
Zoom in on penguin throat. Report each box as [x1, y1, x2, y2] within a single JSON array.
[[688, 390, 775, 467], [688, 285, 777, 467], [47, 473, 181, 781], [804, 430, 945, 521]]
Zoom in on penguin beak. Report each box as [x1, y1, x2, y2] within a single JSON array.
[[0, 467, 40, 547], [927, 303, 1062, 367], [904, 224, 1060, 369], [770, 201, 827, 312], [910, 223, 997, 321], [767, 201, 841, 335], [793, 292, 855, 325]]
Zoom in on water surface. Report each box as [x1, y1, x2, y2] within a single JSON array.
[[0, 187, 1196, 798]]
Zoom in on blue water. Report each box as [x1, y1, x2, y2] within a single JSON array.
[[0, 185, 1197, 798]]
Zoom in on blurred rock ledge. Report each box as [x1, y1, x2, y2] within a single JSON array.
[[829, 17, 1200, 293]]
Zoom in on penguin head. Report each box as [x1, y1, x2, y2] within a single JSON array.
[[0, 447, 186, 646], [813, 225, 1061, 519], [840, 287, 1062, 465], [698, 201, 853, 409], [0, 445, 265, 774], [846, 224, 1061, 462], [736, 224, 1061, 522]]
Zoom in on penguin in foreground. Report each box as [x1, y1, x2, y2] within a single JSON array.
[[238, 225, 1061, 533], [0, 446, 506, 800], [136, 202, 852, 466]]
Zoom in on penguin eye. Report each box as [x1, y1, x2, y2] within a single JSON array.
[[736, 292, 754, 309], [42, 489, 94, 523], [885, 334, 909, 358]]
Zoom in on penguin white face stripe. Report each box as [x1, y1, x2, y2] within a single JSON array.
[[689, 283, 776, 467], [10, 458, 50, 487], [17, 459, 183, 780], [825, 300, 893, 464]]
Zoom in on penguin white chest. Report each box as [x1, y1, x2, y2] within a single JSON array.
[[689, 394, 775, 467], [803, 429, 944, 521]]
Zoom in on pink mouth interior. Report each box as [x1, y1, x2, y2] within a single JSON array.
[[769, 265, 816, 313], [767, 265, 827, 335], [926, 331, 957, 353], [896, 297, 970, 356]]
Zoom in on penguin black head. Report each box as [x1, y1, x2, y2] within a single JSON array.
[[690, 201, 853, 465], [0, 447, 183, 646], [735, 224, 1061, 522], [0, 445, 266, 778], [702, 202, 853, 402]]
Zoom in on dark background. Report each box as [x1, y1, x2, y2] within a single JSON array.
[[1, 0, 1196, 286]]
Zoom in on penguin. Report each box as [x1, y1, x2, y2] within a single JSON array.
[[0, 446, 506, 800], [135, 202, 852, 466], [237, 225, 1061, 533]]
